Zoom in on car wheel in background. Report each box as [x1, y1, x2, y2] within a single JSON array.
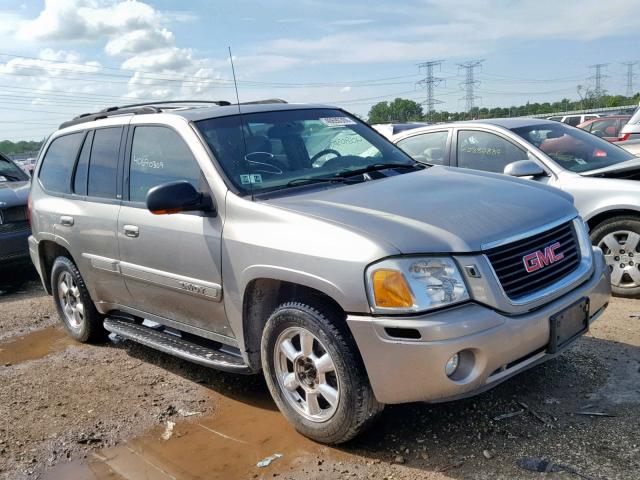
[[261, 301, 384, 444], [51, 256, 107, 342], [591, 216, 640, 297]]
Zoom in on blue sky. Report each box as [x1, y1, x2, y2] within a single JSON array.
[[1, 0, 639, 141]]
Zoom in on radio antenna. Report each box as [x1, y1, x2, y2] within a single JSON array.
[[228, 46, 253, 197], [229, 46, 242, 113]]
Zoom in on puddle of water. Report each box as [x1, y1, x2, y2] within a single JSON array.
[[44, 394, 343, 480], [0, 327, 74, 365]]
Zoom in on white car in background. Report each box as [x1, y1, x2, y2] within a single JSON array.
[[620, 140, 640, 157], [547, 114, 601, 127]]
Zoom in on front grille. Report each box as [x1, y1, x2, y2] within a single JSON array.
[[0, 220, 29, 233], [0, 206, 27, 223], [485, 221, 581, 300]]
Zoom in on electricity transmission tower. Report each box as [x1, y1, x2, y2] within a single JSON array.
[[457, 60, 484, 113], [588, 63, 608, 100], [416, 61, 444, 120], [622, 61, 638, 97]]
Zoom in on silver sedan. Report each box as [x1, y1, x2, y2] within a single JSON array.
[[391, 118, 640, 297]]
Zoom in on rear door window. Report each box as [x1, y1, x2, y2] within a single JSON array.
[[396, 131, 449, 165], [564, 116, 581, 126], [456, 130, 529, 173], [38, 133, 84, 193], [73, 131, 93, 195], [88, 127, 123, 199], [129, 126, 201, 203]]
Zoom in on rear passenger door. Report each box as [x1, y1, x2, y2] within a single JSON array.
[[395, 130, 451, 165], [40, 126, 130, 305], [116, 125, 229, 340]]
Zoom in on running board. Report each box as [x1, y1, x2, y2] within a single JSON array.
[[103, 317, 252, 373]]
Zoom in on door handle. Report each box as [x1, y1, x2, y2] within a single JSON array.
[[60, 215, 74, 227], [123, 225, 139, 238]]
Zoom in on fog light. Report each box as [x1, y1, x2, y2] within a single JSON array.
[[445, 353, 460, 377]]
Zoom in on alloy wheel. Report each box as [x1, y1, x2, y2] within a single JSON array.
[[57, 271, 85, 329], [274, 326, 340, 422]]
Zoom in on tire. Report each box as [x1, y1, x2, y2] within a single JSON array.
[[590, 216, 640, 298], [261, 301, 384, 444], [50, 256, 107, 342]]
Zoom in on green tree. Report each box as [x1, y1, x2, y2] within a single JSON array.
[[368, 98, 423, 123]]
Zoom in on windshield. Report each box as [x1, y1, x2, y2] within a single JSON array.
[[195, 108, 415, 194], [510, 122, 635, 173], [0, 155, 29, 182]]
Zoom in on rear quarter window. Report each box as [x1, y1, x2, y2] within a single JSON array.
[[38, 133, 84, 193]]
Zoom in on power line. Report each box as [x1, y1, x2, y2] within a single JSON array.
[[588, 63, 608, 99], [416, 61, 444, 120], [457, 60, 484, 112], [622, 61, 638, 97]]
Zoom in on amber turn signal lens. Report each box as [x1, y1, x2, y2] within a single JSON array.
[[372, 269, 414, 308]]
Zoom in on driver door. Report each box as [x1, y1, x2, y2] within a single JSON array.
[[117, 125, 230, 339]]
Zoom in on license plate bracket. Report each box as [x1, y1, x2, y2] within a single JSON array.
[[547, 297, 589, 354]]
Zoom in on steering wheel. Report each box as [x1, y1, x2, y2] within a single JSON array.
[[311, 149, 342, 164]]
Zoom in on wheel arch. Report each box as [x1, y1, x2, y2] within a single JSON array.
[[37, 240, 76, 294], [585, 207, 640, 232], [241, 277, 348, 371]]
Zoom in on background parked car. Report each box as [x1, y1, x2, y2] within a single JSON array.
[[547, 113, 601, 126], [620, 139, 640, 157], [618, 105, 640, 142], [371, 122, 429, 139], [577, 115, 631, 143], [0, 153, 33, 291], [392, 118, 640, 297]]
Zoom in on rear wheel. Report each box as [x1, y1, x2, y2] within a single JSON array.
[[261, 302, 384, 444], [51, 256, 107, 342], [591, 216, 640, 297]]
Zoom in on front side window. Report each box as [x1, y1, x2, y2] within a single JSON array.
[[195, 108, 415, 194], [88, 127, 122, 199], [511, 122, 635, 173], [129, 126, 201, 203], [456, 130, 528, 173], [396, 131, 449, 165], [0, 155, 29, 182], [38, 133, 83, 193]]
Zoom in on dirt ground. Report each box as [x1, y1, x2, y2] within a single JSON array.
[[0, 281, 638, 480]]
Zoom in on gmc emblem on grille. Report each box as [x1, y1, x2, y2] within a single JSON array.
[[523, 242, 565, 273]]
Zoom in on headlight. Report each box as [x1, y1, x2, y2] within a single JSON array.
[[573, 217, 593, 261], [366, 257, 470, 314]]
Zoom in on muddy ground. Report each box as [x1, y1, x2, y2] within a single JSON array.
[[0, 282, 638, 480]]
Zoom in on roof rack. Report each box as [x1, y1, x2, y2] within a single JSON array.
[[58, 98, 288, 130]]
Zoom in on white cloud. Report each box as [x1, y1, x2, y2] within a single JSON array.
[[331, 19, 375, 26], [340, 86, 352, 93], [122, 47, 194, 72], [105, 28, 174, 56]]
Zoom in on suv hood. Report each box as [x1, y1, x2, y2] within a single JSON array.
[[265, 167, 576, 254], [0, 180, 29, 207]]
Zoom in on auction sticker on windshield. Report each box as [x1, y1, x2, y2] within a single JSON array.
[[320, 117, 357, 127]]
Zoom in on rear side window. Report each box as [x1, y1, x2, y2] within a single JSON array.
[[396, 131, 448, 165], [129, 126, 201, 203], [38, 133, 83, 193], [88, 127, 122, 199], [73, 131, 92, 195], [564, 116, 581, 127]]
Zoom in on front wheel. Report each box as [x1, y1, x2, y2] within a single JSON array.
[[591, 216, 640, 297], [261, 302, 384, 444]]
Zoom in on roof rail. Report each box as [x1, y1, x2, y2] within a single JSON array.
[[239, 99, 288, 105], [58, 99, 289, 130], [58, 100, 232, 130]]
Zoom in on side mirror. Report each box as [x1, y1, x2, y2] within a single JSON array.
[[503, 159, 545, 178], [146, 180, 215, 215]]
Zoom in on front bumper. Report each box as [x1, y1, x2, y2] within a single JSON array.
[[347, 247, 611, 404]]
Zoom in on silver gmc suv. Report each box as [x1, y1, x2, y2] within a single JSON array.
[[28, 100, 610, 444]]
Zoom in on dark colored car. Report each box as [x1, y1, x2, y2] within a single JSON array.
[[577, 115, 631, 143], [0, 153, 32, 290]]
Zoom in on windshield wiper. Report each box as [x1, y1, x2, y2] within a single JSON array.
[[333, 162, 420, 178], [0, 174, 22, 181], [286, 176, 361, 187]]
